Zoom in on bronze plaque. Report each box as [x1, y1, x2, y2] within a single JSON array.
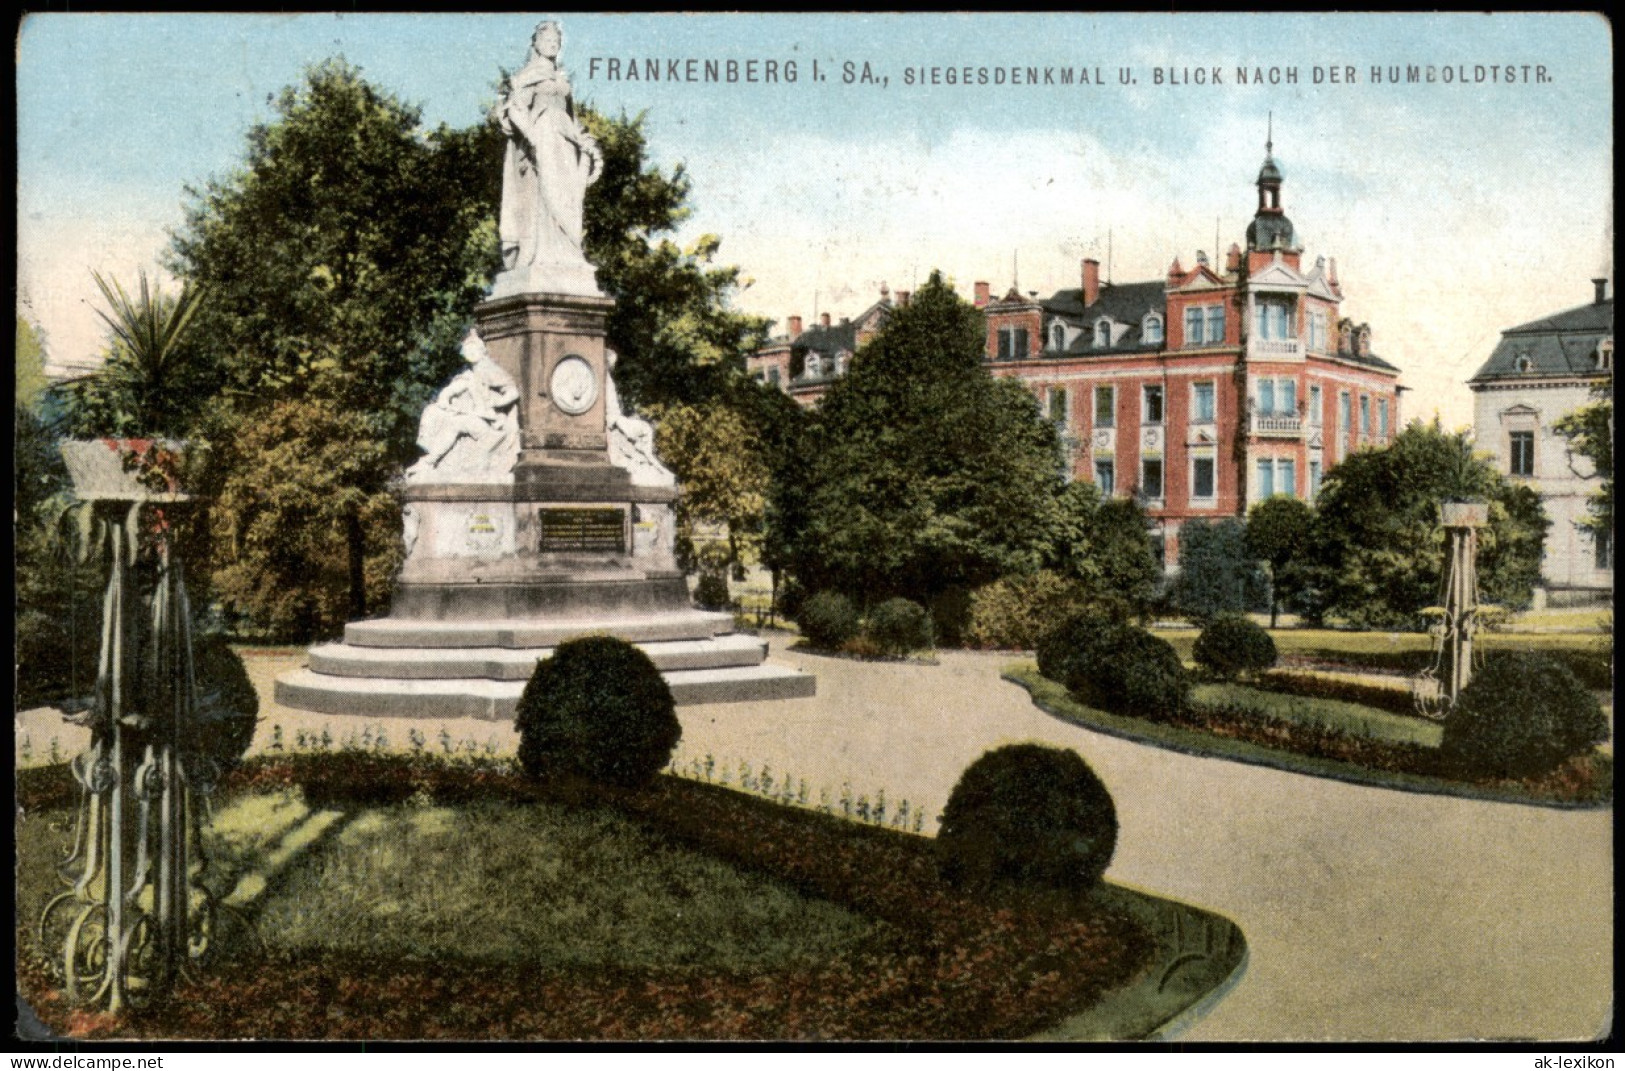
[[538, 507, 625, 553]]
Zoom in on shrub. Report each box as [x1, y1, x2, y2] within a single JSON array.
[[797, 591, 860, 650], [1440, 651, 1609, 780], [1034, 605, 1131, 685], [1096, 628, 1191, 721], [189, 634, 260, 774], [964, 571, 1091, 650], [937, 743, 1117, 896], [925, 586, 973, 648], [515, 636, 681, 788], [693, 571, 732, 611], [1193, 614, 1278, 680], [865, 597, 933, 656], [1255, 669, 1418, 716]]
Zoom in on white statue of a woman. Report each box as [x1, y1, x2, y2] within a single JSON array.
[[492, 20, 603, 298], [406, 329, 521, 483]]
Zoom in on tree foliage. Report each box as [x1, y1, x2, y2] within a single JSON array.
[[790, 272, 1066, 605], [1554, 389, 1614, 537], [1170, 518, 1267, 624], [206, 398, 402, 640], [1046, 481, 1160, 617], [1245, 495, 1314, 627], [652, 397, 772, 575], [1303, 421, 1548, 628]]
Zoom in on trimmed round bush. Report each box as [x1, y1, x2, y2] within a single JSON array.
[[693, 571, 732, 611], [937, 743, 1118, 895], [1034, 604, 1133, 687], [1193, 613, 1277, 680], [865, 597, 933, 656], [797, 591, 860, 649], [515, 636, 681, 788], [1042, 617, 1188, 720], [1440, 651, 1608, 780]]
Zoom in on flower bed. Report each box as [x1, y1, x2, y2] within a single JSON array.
[[1007, 667, 1612, 809], [17, 752, 1167, 1041]]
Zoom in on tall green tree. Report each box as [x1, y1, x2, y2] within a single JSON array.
[[1047, 481, 1160, 617], [1304, 421, 1548, 628], [1246, 494, 1314, 627], [791, 272, 1066, 605], [170, 59, 498, 458], [1170, 518, 1268, 624]]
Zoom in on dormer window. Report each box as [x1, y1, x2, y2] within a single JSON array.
[[1095, 318, 1113, 349], [1050, 321, 1066, 352], [1513, 353, 1532, 373], [834, 350, 851, 376], [804, 353, 823, 378], [1142, 314, 1164, 346], [1596, 342, 1612, 370]]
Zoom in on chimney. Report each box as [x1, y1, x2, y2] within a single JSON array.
[[820, 313, 831, 327], [880, 282, 891, 304], [787, 315, 803, 338], [896, 290, 910, 308], [1356, 324, 1372, 357], [1225, 243, 1242, 273], [1082, 259, 1100, 307], [840, 317, 850, 325], [974, 281, 991, 308], [1594, 278, 1609, 304]]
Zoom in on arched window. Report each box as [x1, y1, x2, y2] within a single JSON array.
[[1142, 314, 1164, 345], [1050, 321, 1066, 351], [1095, 318, 1113, 349], [1513, 354, 1532, 373]]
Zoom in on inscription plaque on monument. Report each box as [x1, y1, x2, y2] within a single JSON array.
[[538, 506, 626, 553]]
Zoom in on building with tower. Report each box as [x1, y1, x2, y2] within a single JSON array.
[[749, 137, 1404, 568]]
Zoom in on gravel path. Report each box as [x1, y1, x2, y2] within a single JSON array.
[[16, 637, 1612, 1041]]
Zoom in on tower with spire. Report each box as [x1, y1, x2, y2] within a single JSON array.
[[1246, 114, 1299, 260]]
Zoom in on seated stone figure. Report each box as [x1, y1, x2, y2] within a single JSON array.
[[406, 329, 521, 483], [604, 349, 676, 488]]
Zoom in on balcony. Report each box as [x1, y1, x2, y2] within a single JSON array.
[[1249, 411, 1304, 437], [1246, 337, 1303, 361]]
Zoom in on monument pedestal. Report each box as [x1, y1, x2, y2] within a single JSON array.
[[275, 289, 814, 720]]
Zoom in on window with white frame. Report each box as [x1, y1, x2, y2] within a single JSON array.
[[1094, 385, 1115, 428], [1309, 459, 1322, 499], [1191, 453, 1216, 499], [1095, 318, 1113, 349], [1258, 299, 1296, 340], [1094, 458, 1115, 495], [1143, 384, 1165, 424], [1309, 384, 1322, 426], [1378, 397, 1390, 438], [1309, 309, 1328, 353], [1255, 457, 1297, 498], [1048, 387, 1068, 426], [1360, 394, 1372, 435], [1142, 314, 1164, 345], [1256, 376, 1296, 416], [1141, 456, 1164, 499], [1050, 321, 1066, 351], [1338, 391, 1351, 432], [1509, 431, 1535, 477], [997, 326, 1029, 361], [1183, 305, 1225, 346], [1192, 381, 1216, 424]]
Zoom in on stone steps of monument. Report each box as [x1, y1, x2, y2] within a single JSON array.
[[273, 662, 816, 720], [308, 633, 769, 681], [343, 610, 734, 649]]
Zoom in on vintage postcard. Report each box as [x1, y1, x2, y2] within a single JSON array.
[[14, 12, 1613, 1046]]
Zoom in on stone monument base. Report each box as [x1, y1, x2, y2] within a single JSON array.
[[274, 479, 815, 720]]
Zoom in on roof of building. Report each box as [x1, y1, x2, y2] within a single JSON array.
[[1469, 297, 1614, 383], [1035, 281, 1166, 353]]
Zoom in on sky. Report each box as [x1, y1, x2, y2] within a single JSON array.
[[15, 12, 1614, 430]]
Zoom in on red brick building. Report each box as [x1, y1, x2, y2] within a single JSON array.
[[749, 146, 1403, 567]]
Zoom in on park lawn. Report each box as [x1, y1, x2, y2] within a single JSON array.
[[16, 753, 1195, 1041], [1191, 682, 1442, 748]]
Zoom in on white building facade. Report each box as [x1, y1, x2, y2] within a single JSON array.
[[1469, 279, 1614, 604]]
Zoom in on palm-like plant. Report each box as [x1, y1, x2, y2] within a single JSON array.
[[86, 270, 206, 436]]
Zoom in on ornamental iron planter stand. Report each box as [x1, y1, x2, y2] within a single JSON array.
[[39, 442, 226, 1014]]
